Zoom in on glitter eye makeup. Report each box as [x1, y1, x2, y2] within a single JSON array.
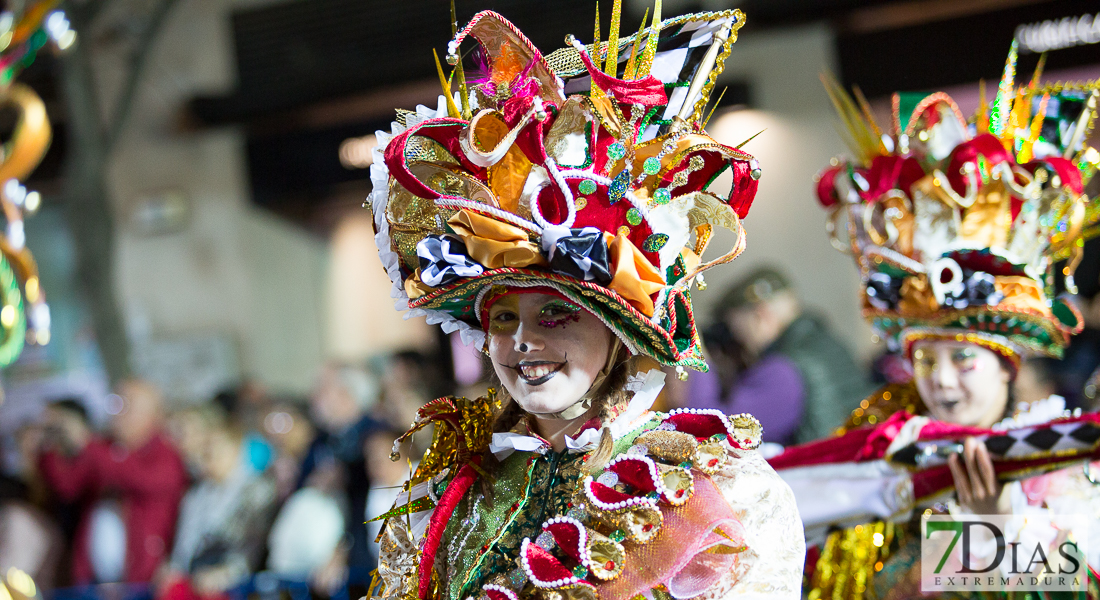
[[950, 348, 978, 372], [912, 348, 936, 378], [488, 309, 519, 335], [538, 300, 582, 329]]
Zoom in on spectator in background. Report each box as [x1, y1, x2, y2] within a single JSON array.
[[261, 402, 317, 503], [167, 405, 223, 478], [688, 267, 872, 445], [265, 405, 343, 585], [212, 380, 274, 474], [299, 364, 382, 590], [37, 379, 188, 584], [160, 416, 275, 600]]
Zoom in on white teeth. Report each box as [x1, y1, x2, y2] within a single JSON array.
[[519, 364, 558, 379]]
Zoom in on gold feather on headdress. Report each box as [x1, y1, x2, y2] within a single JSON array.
[[820, 72, 887, 165]]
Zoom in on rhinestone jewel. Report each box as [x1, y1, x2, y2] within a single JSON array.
[[578, 179, 597, 195], [607, 142, 627, 161], [536, 532, 555, 549], [617, 225, 631, 237], [643, 233, 669, 253], [642, 157, 661, 175], [626, 208, 642, 226], [678, 461, 693, 469], [608, 169, 632, 204], [609, 530, 627, 543], [652, 188, 671, 205], [572, 565, 589, 579], [575, 197, 588, 210]]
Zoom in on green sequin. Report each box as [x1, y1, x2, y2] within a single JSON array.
[[644, 234, 669, 253], [607, 142, 626, 161], [643, 157, 661, 175], [627, 208, 642, 226], [578, 179, 597, 195], [608, 169, 632, 204], [652, 188, 671, 205]]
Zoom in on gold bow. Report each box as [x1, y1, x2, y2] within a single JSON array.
[[405, 209, 666, 316], [447, 210, 547, 269]]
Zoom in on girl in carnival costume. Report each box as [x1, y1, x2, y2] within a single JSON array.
[[367, 3, 805, 600], [773, 55, 1100, 598]]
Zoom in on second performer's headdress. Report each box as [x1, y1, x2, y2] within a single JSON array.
[[369, 3, 760, 372], [816, 49, 1100, 364]]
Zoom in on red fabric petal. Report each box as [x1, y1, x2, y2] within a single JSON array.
[[574, 45, 667, 107], [523, 540, 575, 584], [608, 457, 658, 492], [586, 480, 636, 504], [945, 134, 1013, 195], [728, 158, 759, 219], [1023, 157, 1085, 195], [815, 166, 843, 208], [666, 411, 729, 441], [544, 520, 584, 561]]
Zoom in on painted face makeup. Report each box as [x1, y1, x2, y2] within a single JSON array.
[[487, 292, 613, 417], [912, 340, 1012, 429]]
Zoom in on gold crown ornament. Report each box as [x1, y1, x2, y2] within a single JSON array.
[[816, 46, 1100, 363], [368, 1, 761, 371]]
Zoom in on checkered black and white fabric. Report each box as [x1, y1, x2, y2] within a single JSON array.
[[889, 420, 1100, 468], [560, 13, 740, 142]]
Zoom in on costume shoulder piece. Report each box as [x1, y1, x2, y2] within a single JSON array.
[[447, 409, 780, 600]]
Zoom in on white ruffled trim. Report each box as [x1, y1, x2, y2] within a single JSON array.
[[369, 96, 488, 349]]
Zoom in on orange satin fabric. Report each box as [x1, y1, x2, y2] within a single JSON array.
[[608, 233, 665, 317], [994, 276, 1049, 316], [447, 210, 547, 269]]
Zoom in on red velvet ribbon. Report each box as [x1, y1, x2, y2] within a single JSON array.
[[574, 45, 667, 107], [417, 458, 483, 599], [728, 159, 759, 219], [1023, 156, 1085, 195], [945, 133, 1012, 195], [815, 166, 843, 208], [383, 120, 487, 199]]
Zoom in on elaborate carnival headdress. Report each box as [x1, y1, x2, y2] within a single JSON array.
[[369, 1, 760, 372], [816, 47, 1100, 364]]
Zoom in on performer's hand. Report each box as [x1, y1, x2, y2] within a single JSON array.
[[947, 437, 1010, 515]]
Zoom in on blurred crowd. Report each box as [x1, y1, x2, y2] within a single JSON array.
[[3, 261, 1100, 600], [0, 350, 453, 600]]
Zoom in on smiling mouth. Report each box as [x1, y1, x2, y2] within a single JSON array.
[[514, 361, 565, 386], [938, 399, 961, 411]]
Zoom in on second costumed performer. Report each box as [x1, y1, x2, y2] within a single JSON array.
[[367, 3, 805, 600], [774, 62, 1100, 599]]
